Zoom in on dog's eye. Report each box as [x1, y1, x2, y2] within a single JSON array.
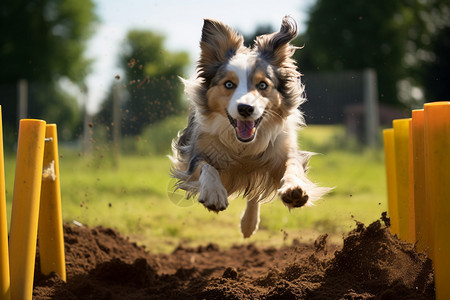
[[224, 81, 235, 89], [257, 81, 268, 90]]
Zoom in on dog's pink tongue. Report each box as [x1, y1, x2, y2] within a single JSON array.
[[236, 120, 255, 140]]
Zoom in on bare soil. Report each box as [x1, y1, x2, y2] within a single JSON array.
[[33, 217, 435, 300]]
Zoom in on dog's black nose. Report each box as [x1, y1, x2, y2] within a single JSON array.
[[237, 104, 254, 118]]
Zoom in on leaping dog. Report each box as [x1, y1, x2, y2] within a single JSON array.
[[170, 16, 330, 238]]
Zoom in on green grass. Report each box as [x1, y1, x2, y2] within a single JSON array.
[[3, 124, 388, 253]]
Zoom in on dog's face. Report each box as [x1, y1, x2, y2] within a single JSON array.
[[206, 53, 279, 142], [192, 17, 303, 145]]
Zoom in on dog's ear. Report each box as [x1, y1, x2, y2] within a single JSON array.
[[198, 19, 243, 84], [255, 16, 298, 66]]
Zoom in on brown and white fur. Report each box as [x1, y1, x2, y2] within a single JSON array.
[[170, 16, 330, 238]]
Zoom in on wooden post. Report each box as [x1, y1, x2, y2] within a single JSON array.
[[393, 119, 415, 243], [382, 128, 399, 236], [112, 84, 121, 167], [17, 79, 28, 121], [0, 106, 10, 300], [410, 110, 428, 253], [38, 124, 66, 281], [9, 119, 46, 300], [363, 69, 379, 147], [424, 101, 450, 300], [82, 104, 92, 155]]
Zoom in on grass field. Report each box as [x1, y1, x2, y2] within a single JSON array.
[[3, 124, 388, 253]]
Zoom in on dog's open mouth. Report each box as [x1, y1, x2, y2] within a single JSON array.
[[226, 111, 263, 143]]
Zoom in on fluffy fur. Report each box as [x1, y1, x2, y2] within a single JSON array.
[[170, 16, 330, 238]]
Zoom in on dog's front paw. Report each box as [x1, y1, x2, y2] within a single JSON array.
[[198, 185, 228, 212], [198, 164, 228, 212], [279, 177, 309, 209]]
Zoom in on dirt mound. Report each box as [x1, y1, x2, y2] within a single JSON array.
[[33, 219, 434, 299]]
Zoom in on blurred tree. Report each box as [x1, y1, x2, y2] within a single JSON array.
[[108, 30, 189, 135], [295, 0, 450, 107], [422, 22, 450, 102], [0, 0, 97, 138]]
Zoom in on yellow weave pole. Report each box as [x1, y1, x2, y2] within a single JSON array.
[[424, 101, 450, 300], [9, 119, 46, 300], [382, 129, 399, 236], [393, 119, 415, 243], [0, 106, 10, 300], [38, 124, 66, 281], [411, 110, 428, 253]]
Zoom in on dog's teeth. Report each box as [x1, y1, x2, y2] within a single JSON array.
[[251, 128, 256, 135]]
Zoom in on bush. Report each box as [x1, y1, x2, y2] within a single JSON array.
[[121, 115, 188, 156]]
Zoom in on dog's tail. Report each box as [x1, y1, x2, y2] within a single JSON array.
[[302, 151, 334, 206], [303, 181, 334, 207]]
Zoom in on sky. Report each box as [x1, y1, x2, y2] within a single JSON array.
[[84, 0, 313, 113]]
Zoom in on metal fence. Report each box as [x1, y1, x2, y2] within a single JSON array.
[[302, 70, 364, 124]]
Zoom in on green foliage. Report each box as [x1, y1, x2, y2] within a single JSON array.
[[295, 0, 450, 107], [0, 0, 97, 84], [117, 30, 190, 135], [422, 25, 450, 102], [0, 0, 97, 136], [121, 114, 188, 155], [30, 84, 83, 139]]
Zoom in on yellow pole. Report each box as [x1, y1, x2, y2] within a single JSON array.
[[382, 129, 399, 235], [38, 124, 66, 281], [9, 119, 46, 300], [393, 118, 415, 243], [408, 120, 415, 240], [411, 110, 428, 253], [0, 106, 10, 300], [424, 101, 450, 300]]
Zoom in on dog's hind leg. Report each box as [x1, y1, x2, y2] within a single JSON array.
[[240, 196, 261, 238]]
